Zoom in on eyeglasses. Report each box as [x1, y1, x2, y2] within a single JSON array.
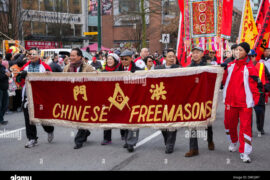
[[121, 58, 129, 61], [250, 55, 256, 57], [210, 52, 216, 54], [29, 53, 38, 56]]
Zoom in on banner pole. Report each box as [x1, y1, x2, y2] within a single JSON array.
[[238, 0, 247, 43]]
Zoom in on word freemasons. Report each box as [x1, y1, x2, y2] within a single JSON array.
[[26, 66, 224, 129]]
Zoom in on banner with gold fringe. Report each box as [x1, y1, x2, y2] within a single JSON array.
[[26, 66, 224, 130]]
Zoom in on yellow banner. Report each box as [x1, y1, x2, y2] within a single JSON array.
[[240, 0, 258, 49]]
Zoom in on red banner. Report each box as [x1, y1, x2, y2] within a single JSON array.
[[177, 0, 186, 66], [221, 0, 233, 39], [191, 1, 215, 36], [255, 0, 270, 34], [26, 67, 224, 129], [254, 5, 270, 60]]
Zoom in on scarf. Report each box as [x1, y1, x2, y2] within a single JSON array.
[[69, 60, 83, 72], [105, 63, 120, 72]]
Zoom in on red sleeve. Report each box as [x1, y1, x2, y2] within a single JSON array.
[[248, 66, 262, 106], [42, 62, 52, 72]]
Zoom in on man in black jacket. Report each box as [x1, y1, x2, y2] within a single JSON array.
[[185, 47, 215, 157], [50, 54, 63, 72], [155, 49, 181, 154], [119, 49, 142, 153], [0, 54, 11, 125]]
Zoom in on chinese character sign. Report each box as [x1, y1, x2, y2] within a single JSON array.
[[26, 67, 224, 130]]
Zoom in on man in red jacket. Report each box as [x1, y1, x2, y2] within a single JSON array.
[[223, 42, 263, 163], [18, 47, 55, 148]]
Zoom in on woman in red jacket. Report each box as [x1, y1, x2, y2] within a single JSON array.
[[223, 42, 263, 163]]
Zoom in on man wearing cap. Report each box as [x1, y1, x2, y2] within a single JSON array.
[[119, 49, 142, 152], [249, 49, 270, 137], [91, 56, 103, 71], [223, 42, 263, 163], [184, 47, 215, 157]]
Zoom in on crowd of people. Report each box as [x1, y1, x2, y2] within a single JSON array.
[[0, 42, 270, 164]]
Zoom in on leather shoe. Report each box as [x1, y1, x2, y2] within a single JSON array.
[[185, 149, 199, 157], [127, 145, 134, 152], [208, 141, 215, 150]]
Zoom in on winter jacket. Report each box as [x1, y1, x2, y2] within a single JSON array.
[[223, 56, 263, 108], [0, 64, 8, 90]]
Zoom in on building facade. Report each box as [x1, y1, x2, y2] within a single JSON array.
[[21, 0, 88, 48], [88, 0, 178, 54], [251, 0, 262, 19]]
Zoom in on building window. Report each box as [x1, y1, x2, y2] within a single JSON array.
[[23, 0, 39, 10], [0, 0, 9, 12], [69, 0, 81, 14], [75, 25, 82, 36], [55, 0, 68, 13], [32, 22, 46, 35], [47, 23, 61, 36], [62, 24, 74, 36], [119, 0, 139, 14], [23, 21, 32, 37], [40, 0, 54, 11]]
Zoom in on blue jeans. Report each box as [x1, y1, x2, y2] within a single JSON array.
[[0, 89, 9, 122]]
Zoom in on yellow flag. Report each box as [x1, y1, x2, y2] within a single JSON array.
[[239, 0, 258, 49]]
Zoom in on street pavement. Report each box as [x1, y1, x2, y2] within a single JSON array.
[[0, 92, 270, 171]]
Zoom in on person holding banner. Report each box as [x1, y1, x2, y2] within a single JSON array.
[[119, 49, 142, 153], [249, 49, 270, 137], [101, 53, 126, 145], [63, 48, 95, 149], [0, 54, 11, 125], [155, 49, 181, 154], [185, 47, 215, 158], [17, 47, 55, 148], [223, 42, 263, 163]]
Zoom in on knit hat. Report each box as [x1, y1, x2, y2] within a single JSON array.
[[108, 53, 120, 63], [238, 42, 250, 54]]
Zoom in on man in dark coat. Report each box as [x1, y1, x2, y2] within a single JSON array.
[[119, 49, 142, 153], [49, 53, 63, 72], [0, 54, 11, 125], [185, 47, 215, 158], [155, 49, 181, 154]]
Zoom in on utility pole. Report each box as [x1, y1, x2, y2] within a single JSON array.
[[97, 0, 102, 51]]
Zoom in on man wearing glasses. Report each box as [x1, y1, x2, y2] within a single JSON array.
[[119, 49, 142, 153], [209, 50, 218, 65], [17, 47, 55, 148]]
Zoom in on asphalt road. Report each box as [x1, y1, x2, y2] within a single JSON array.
[[0, 92, 270, 171]]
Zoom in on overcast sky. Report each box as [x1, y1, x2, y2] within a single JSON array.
[[234, 0, 245, 11]]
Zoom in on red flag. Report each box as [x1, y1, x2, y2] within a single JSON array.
[[176, 0, 187, 66], [255, 0, 270, 34], [254, 5, 270, 60], [221, 0, 234, 39]]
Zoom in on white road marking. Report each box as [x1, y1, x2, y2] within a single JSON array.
[[134, 130, 161, 149], [0, 127, 25, 137]]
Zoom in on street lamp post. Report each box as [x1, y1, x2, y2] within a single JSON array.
[[97, 0, 102, 51]]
